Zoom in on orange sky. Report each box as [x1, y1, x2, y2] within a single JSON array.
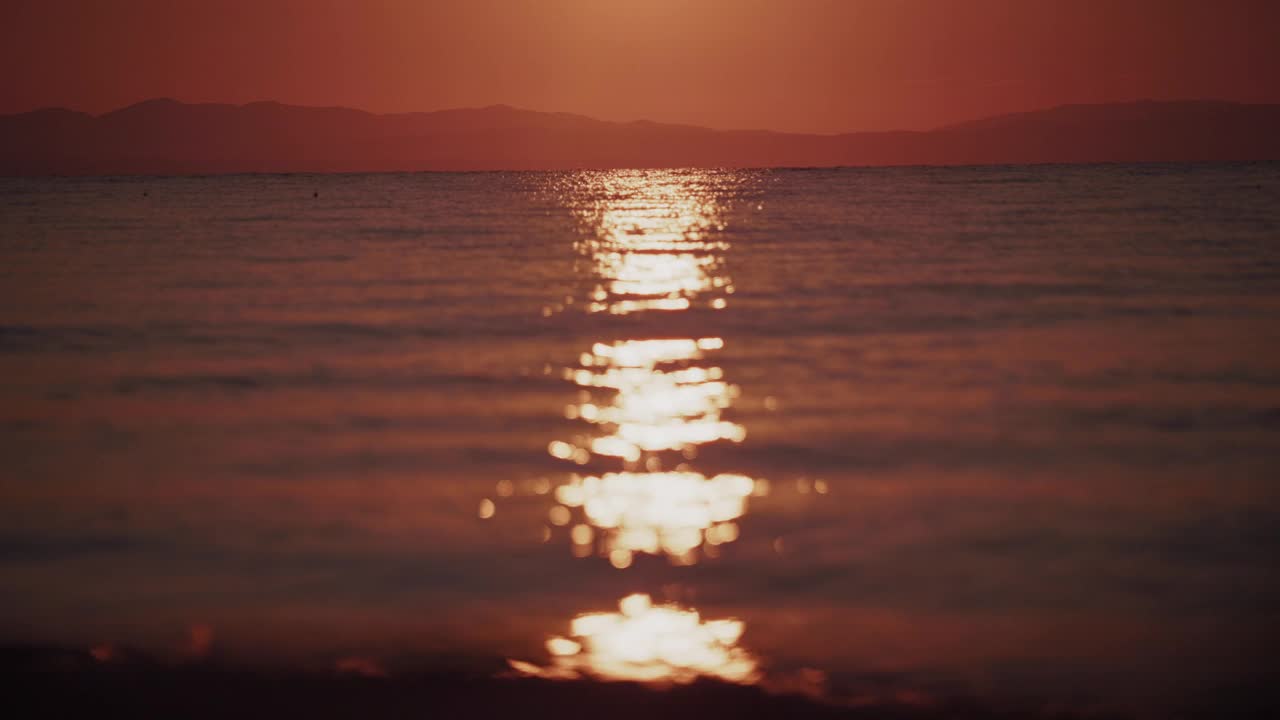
[[3, 0, 1278, 133]]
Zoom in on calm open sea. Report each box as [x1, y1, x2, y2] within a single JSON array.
[[2, 165, 1279, 717]]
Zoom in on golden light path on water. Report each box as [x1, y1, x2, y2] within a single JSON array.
[[564, 338, 746, 461], [579, 184, 733, 316], [544, 171, 761, 568], [513, 171, 764, 685]]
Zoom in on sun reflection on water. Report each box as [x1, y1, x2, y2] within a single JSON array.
[[574, 178, 735, 315], [515, 172, 766, 688], [554, 471, 754, 567], [563, 338, 744, 461], [544, 171, 761, 565], [508, 593, 759, 686]]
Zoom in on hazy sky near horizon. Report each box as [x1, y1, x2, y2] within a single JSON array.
[[3, 0, 1278, 133]]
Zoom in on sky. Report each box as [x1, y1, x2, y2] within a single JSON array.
[[2, 0, 1279, 133]]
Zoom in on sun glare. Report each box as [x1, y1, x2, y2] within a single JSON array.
[[508, 593, 759, 686], [573, 172, 735, 315], [542, 171, 762, 565]]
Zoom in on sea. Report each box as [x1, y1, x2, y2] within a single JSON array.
[[2, 164, 1278, 718]]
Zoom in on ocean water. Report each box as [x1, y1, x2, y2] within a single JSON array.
[[2, 165, 1279, 716]]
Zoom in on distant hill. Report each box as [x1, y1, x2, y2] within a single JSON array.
[[2, 98, 1278, 175]]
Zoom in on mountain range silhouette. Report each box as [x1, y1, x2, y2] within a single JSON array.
[[2, 99, 1278, 175]]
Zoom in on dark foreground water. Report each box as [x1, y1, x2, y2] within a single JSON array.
[[2, 165, 1279, 718]]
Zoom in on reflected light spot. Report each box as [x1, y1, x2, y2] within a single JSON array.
[[509, 594, 758, 686], [571, 524, 594, 546], [549, 505, 571, 526], [554, 471, 756, 562], [547, 637, 582, 656], [620, 593, 650, 616], [706, 521, 740, 545], [548, 440, 575, 460], [478, 498, 496, 520]]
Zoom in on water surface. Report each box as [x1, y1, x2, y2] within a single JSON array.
[[2, 164, 1279, 717]]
